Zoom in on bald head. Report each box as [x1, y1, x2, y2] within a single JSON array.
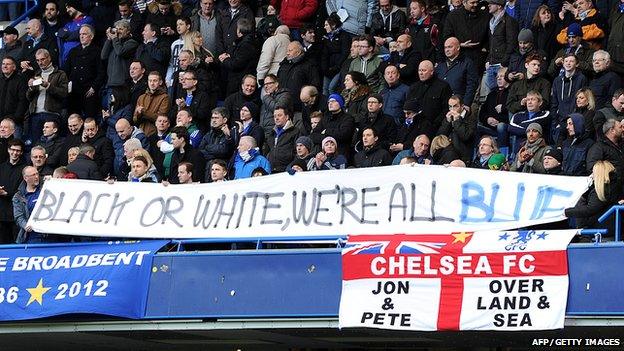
[[27, 19, 42, 37], [286, 41, 304, 60], [275, 25, 290, 36], [418, 60, 435, 81], [115, 119, 133, 140], [444, 37, 460, 60], [397, 34, 412, 52]]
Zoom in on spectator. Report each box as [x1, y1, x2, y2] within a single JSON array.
[[134, 71, 170, 137], [146, 0, 182, 45], [310, 94, 356, 159], [326, 0, 378, 36], [101, 19, 139, 104], [342, 71, 371, 121], [209, 159, 228, 182], [29, 145, 53, 177], [232, 136, 271, 179], [177, 161, 196, 184], [57, 0, 95, 67], [102, 86, 133, 141], [218, 18, 260, 96], [0, 139, 26, 243], [470, 135, 499, 168], [214, 0, 255, 55], [354, 127, 392, 167], [587, 119, 624, 176], [443, 0, 490, 70], [393, 134, 432, 165], [540, 148, 563, 175], [593, 89, 624, 137], [135, 23, 171, 79], [267, 106, 301, 172], [308, 136, 347, 170], [608, 0, 624, 75], [66, 143, 102, 180], [479, 67, 510, 150], [129, 60, 148, 108], [81, 118, 114, 177], [170, 49, 217, 106], [271, 0, 317, 37], [388, 34, 421, 86], [234, 102, 264, 150], [165, 17, 192, 87], [300, 85, 327, 134], [67, 147, 79, 164], [321, 13, 351, 95], [509, 90, 550, 144], [277, 41, 320, 111], [0, 26, 22, 62], [118, 138, 143, 180], [516, 0, 560, 29], [25, 48, 69, 144], [407, 60, 453, 133], [506, 53, 550, 114], [531, 5, 559, 65], [223, 75, 261, 124], [551, 53, 588, 144], [574, 87, 597, 139], [380, 64, 409, 125], [0, 57, 28, 135], [589, 50, 622, 109], [113, 119, 149, 175], [168, 109, 203, 148], [173, 71, 213, 131], [355, 93, 396, 150], [13, 166, 44, 243], [437, 95, 477, 162], [487, 152, 509, 170], [148, 114, 171, 151], [0, 119, 15, 164], [64, 25, 105, 120], [41, 1, 63, 37], [287, 136, 314, 173], [557, 0, 606, 50], [20, 19, 60, 75], [129, 155, 158, 182], [34, 120, 64, 168], [116, 0, 145, 40], [199, 107, 235, 177], [406, 0, 438, 63], [548, 23, 594, 78], [506, 29, 547, 83], [430, 134, 460, 165], [260, 74, 292, 141], [257, 25, 290, 82], [191, 0, 218, 54], [485, 0, 518, 91], [562, 113, 594, 176], [371, 0, 407, 50], [348, 35, 383, 92], [435, 37, 479, 107], [510, 122, 548, 173]]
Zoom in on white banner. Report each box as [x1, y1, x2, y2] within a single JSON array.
[[28, 165, 589, 238], [338, 230, 577, 331]]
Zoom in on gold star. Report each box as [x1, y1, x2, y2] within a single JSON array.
[[452, 232, 472, 244], [26, 279, 51, 306]]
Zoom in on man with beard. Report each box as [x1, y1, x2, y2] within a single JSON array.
[[510, 122, 548, 173], [57, 0, 94, 66]]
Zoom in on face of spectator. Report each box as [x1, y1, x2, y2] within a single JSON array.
[[286, 42, 303, 60], [496, 70, 507, 88], [409, 1, 423, 19], [44, 2, 58, 21], [566, 118, 575, 136], [324, 21, 332, 33], [323, 140, 336, 154], [349, 40, 359, 58], [412, 137, 429, 157], [367, 97, 382, 113], [192, 33, 203, 47], [66, 5, 78, 18], [31, 149, 46, 167], [123, 144, 135, 159], [155, 115, 170, 133], [147, 74, 162, 91], [8, 144, 22, 163], [448, 98, 462, 113], [116, 25, 130, 39], [25, 20, 40, 37], [240, 106, 252, 121], [539, 8, 551, 24], [384, 65, 400, 85], [116, 123, 132, 140], [542, 155, 560, 170], [274, 109, 288, 128], [380, 0, 392, 14], [362, 129, 378, 148], [396, 35, 410, 52], [593, 54, 608, 72], [444, 39, 460, 60], [1, 58, 15, 76], [525, 59, 541, 76], [79, 26, 93, 46], [358, 40, 372, 57], [464, 0, 479, 12], [238, 138, 252, 153], [488, 3, 501, 14], [84, 122, 97, 138], [129, 62, 145, 80], [418, 61, 434, 81], [567, 34, 581, 47], [574, 0, 591, 12], [2, 32, 17, 46], [24, 167, 40, 187], [525, 94, 541, 112], [302, 30, 315, 43], [311, 116, 321, 129], [178, 52, 192, 70], [118, 4, 131, 18], [344, 74, 356, 90], [295, 142, 310, 158], [200, 0, 214, 15], [171, 132, 184, 149], [143, 24, 156, 42], [229, 0, 241, 8], [35, 53, 51, 70], [328, 98, 341, 112], [264, 76, 278, 94], [131, 160, 148, 178], [176, 111, 192, 126], [157, 3, 170, 15], [67, 148, 78, 163], [478, 138, 494, 157], [526, 128, 540, 143], [181, 72, 197, 90], [563, 56, 578, 72], [576, 92, 588, 107], [518, 41, 533, 54], [177, 19, 190, 35], [68, 117, 83, 135], [0, 120, 14, 138], [178, 165, 193, 183], [211, 113, 227, 129], [241, 77, 256, 96], [42, 121, 57, 137], [613, 94, 624, 112]]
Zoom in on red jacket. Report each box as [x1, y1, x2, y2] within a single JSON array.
[[271, 0, 318, 29]]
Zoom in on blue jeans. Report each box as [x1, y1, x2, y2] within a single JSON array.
[[485, 64, 502, 92], [478, 122, 509, 147], [323, 74, 340, 96]]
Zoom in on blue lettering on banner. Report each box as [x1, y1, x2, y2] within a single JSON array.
[[0, 240, 168, 321]]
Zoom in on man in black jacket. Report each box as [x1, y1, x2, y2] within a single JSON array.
[[173, 70, 213, 131], [223, 74, 261, 124], [198, 107, 234, 178], [388, 34, 421, 86], [218, 18, 259, 96], [214, 0, 255, 55], [277, 41, 321, 111], [309, 94, 356, 160], [407, 60, 453, 133], [586, 119, 624, 176], [0, 118, 15, 164], [442, 0, 489, 71], [67, 144, 103, 180], [59, 113, 84, 166], [135, 23, 170, 79], [82, 118, 114, 178], [0, 56, 28, 134], [266, 106, 301, 173], [355, 93, 397, 151], [0, 139, 26, 243], [129, 60, 148, 109], [20, 19, 60, 77]]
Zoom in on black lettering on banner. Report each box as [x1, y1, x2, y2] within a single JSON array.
[[371, 281, 410, 295], [340, 187, 359, 224], [234, 194, 247, 229], [140, 197, 166, 227], [32, 189, 57, 221], [214, 194, 238, 228], [261, 192, 284, 225], [193, 195, 212, 228], [494, 313, 532, 327], [66, 191, 91, 223], [292, 190, 317, 226], [360, 312, 412, 327], [163, 196, 184, 227], [388, 183, 407, 222], [361, 186, 380, 224], [314, 188, 337, 226], [105, 193, 134, 225], [246, 192, 261, 227], [49, 191, 67, 222], [91, 193, 111, 223]]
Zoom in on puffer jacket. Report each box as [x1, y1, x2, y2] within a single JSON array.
[[270, 0, 318, 29]]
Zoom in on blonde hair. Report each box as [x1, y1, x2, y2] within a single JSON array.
[[576, 88, 596, 111], [593, 160, 615, 202], [430, 135, 451, 156], [133, 148, 154, 169]]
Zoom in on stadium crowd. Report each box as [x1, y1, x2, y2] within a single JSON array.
[[0, 0, 624, 243]]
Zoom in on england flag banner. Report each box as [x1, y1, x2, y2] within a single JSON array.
[[338, 230, 577, 331]]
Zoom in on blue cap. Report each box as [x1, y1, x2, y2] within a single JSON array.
[[567, 23, 582, 37], [328, 93, 345, 109]]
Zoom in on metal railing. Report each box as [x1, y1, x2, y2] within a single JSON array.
[[0, 0, 38, 27], [598, 205, 624, 242]]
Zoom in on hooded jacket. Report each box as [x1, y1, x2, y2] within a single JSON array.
[[370, 5, 408, 41], [562, 113, 595, 176], [133, 86, 170, 137]]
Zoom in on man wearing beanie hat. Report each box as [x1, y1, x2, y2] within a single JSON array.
[[561, 112, 593, 176], [541, 147, 563, 175], [548, 23, 593, 77], [506, 29, 548, 84], [556, 0, 605, 49], [57, 0, 94, 66], [510, 120, 549, 173], [355, 93, 396, 151], [310, 94, 355, 160], [286, 136, 314, 174]]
